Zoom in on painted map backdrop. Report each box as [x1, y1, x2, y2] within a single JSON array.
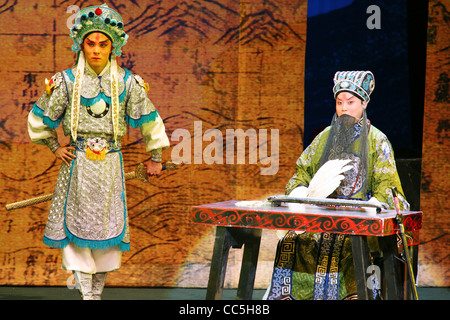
[[420, 0, 450, 287], [0, 0, 448, 290], [0, 0, 306, 289]]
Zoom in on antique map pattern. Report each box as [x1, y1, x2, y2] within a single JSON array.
[[0, 0, 447, 289], [419, 0, 450, 287], [0, 0, 307, 288]]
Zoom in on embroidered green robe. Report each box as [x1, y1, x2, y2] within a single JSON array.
[[266, 124, 409, 300]]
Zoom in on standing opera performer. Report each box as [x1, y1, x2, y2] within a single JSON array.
[[264, 71, 410, 300], [27, 4, 170, 300]]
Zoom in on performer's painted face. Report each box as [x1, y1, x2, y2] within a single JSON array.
[[82, 32, 112, 74], [335, 92, 367, 120]]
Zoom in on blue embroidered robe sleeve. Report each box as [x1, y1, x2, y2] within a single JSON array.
[[125, 74, 170, 162], [27, 72, 67, 152]]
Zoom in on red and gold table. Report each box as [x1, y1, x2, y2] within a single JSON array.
[[191, 200, 422, 300]]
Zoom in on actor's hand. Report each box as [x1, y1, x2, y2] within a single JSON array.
[[55, 146, 76, 166], [144, 160, 163, 178]]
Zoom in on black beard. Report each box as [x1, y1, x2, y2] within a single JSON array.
[[338, 114, 358, 129]]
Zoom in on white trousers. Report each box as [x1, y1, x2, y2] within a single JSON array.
[[62, 242, 122, 274]]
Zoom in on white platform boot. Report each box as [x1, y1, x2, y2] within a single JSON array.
[[92, 272, 107, 300], [74, 271, 94, 300]]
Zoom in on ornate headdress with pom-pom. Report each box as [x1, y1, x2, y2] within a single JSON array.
[[70, 4, 128, 57]]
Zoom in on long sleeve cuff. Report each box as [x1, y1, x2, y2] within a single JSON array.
[[139, 116, 170, 152], [151, 148, 162, 163], [42, 137, 61, 153], [28, 111, 60, 152]]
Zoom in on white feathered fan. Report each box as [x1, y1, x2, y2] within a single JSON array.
[[278, 159, 353, 238]]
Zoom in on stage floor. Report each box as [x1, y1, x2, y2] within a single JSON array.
[[0, 286, 448, 300]]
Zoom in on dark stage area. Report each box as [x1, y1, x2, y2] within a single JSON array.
[[0, 286, 448, 300]]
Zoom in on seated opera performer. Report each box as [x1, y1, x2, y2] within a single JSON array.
[[264, 71, 409, 300]]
